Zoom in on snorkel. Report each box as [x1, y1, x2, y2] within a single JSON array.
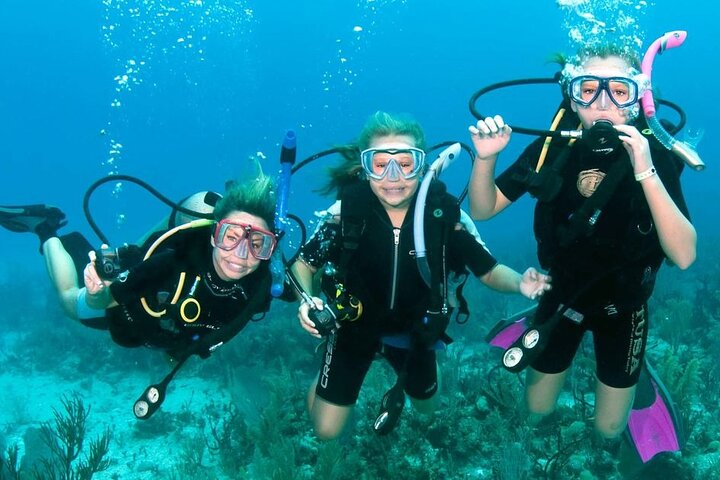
[[413, 143, 462, 285], [641, 30, 704, 170], [270, 130, 297, 297]]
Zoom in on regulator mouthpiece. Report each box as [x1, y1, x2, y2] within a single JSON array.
[[584, 120, 620, 155]]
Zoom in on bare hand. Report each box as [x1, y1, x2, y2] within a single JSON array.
[[297, 296, 325, 338], [84, 248, 111, 295], [615, 124, 652, 171], [519, 268, 552, 300], [468, 115, 512, 160]]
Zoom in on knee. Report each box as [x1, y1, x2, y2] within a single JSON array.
[[525, 394, 556, 416], [593, 417, 626, 439], [312, 419, 343, 441]]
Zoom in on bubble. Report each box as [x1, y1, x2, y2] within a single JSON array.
[[320, 0, 408, 110], [100, 0, 256, 179], [557, 0, 653, 52]]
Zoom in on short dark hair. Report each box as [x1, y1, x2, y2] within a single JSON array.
[[213, 173, 276, 230]]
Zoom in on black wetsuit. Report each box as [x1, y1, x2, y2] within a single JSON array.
[[99, 226, 272, 360], [496, 135, 690, 387], [300, 181, 497, 405]]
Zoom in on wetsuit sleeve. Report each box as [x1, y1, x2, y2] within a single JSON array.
[[448, 229, 498, 277], [495, 137, 544, 202], [109, 251, 177, 304], [298, 221, 341, 269]]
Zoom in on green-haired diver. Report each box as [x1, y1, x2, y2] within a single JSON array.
[[0, 171, 290, 417]]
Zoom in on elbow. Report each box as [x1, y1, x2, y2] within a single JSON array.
[[469, 204, 494, 221], [669, 240, 696, 270], [663, 226, 697, 270], [674, 248, 696, 270]]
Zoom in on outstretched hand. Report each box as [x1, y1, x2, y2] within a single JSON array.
[[468, 115, 512, 160], [519, 268, 552, 300]]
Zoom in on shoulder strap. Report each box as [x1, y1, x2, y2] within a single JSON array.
[[423, 180, 460, 314], [519, 103, 581, 202], [337, 181, 371, 274]]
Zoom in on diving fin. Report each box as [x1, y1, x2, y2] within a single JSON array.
[[0, 204, 67, 243], [485, 305, 537, 349], [373, 377, 406, 435], [625, 359, 684, 463]]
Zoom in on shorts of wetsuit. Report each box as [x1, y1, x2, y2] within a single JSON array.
[[530, 289, 649, 389], [314, 331, 438, 406], [76, 287, 109, 329]]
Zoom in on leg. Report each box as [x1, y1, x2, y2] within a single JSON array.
[[42, 237, 81, 320], [307, 378, 353, 440], [0, 204, 79, 317], [593, 379, 636, 439], [525, 367, 567, 417], [386, 346, 440, 416], [523, 292, 583, 419], [593, 304, 647, 438], [409, 394, 437, 415], [307, 334, 373, 440], [408, 359, 442, 415]]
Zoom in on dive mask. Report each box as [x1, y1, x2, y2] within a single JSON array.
[[360, 147, 425, 180], [568, 75, 641, 109], [213, 220, 277, 260]]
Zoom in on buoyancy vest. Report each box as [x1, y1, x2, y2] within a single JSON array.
[[107, 223, 272, 357], [333, 180, 462, 321]]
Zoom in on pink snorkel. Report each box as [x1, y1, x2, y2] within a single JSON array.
[[641, 30, 705, 170]]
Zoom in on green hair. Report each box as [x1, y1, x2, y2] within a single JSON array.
[[213, 172, 276, 230], [321, 111, 426, 195]]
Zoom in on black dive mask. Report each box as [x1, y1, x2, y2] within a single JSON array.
[[583, 120, 621, 155]]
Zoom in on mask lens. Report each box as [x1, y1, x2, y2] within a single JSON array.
[[360, 148, 425, 180], [606, 78, 636, 107], [247, 231, 275, 259], [573, 77, 601, 105]]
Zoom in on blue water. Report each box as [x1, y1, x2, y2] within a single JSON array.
[[0, 1, 717, 478]]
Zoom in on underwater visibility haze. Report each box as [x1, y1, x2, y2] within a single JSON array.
[[0, 0, 718, 478]]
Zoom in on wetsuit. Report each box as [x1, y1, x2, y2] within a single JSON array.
[[300, 181, 497, 405], [496, 135, 690, 387], [83, 226, 271, 359]]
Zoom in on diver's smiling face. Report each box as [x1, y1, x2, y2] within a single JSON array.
[[367, 134, 420, 212], [211, 211, 268, 281], [571, 56, 636, 129]]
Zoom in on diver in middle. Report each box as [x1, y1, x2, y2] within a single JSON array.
[[292, 111, 551, 440]]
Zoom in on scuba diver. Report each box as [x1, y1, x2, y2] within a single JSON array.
[[469, 38, 696, 462], [0, 172, 288, 417], [292, 111, 552, 440]]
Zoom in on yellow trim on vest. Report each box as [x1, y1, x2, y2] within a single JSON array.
[[139, 219, 214, 318], [535, 108, 582, 173]]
